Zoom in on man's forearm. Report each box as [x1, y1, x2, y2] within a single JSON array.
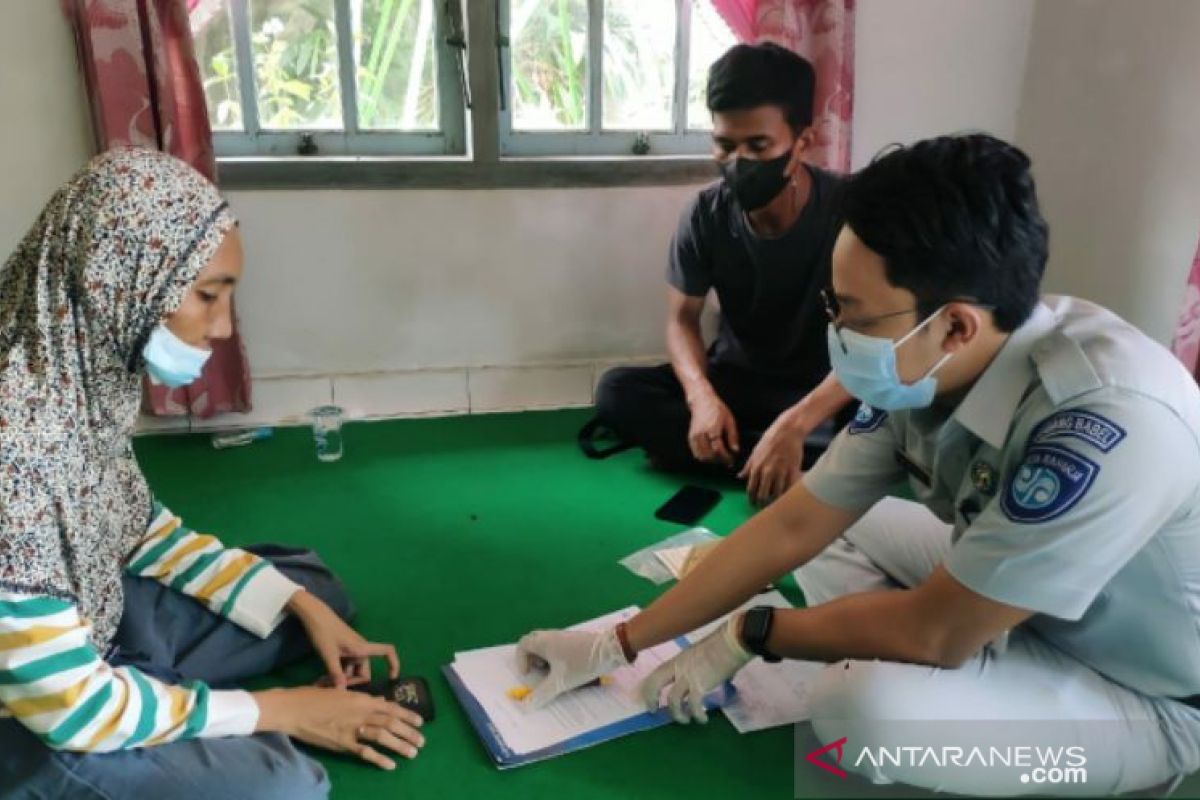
[[778, 373, 854, 434], [767, 588, 947, 667], [625, 486, 857, 654], [666, 316, 713, 403]]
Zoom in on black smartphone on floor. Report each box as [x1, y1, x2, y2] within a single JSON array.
[[655, 485, 722, 525]]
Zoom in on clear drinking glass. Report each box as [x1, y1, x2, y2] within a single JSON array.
[[311, 405, 344, 462]]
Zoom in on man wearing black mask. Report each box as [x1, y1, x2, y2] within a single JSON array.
[[593, 43, 852, 506]]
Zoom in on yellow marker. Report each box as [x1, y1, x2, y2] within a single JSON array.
[[507, 676, 613, 702]]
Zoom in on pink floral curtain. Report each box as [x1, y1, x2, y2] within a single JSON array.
[[710, 0, 856, 173], [1171, 236, 1200, 382], [61, 0, 252, 418], [711, 0, 758, 42]]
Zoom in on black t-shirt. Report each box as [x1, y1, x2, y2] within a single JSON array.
[[667, 166, 846, 391]]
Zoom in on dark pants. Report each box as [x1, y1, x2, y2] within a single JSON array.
[[0, 545, 352, 800], [595, 363, 847, 476]]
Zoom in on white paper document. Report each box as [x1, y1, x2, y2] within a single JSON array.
[[723, 657, 826, 733], [685, 590, 827, 734]]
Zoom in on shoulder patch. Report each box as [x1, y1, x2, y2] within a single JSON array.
[[1031, 410, 1126, 453], [849, 404, 888, 435], [1000, 444, 1100, 524]]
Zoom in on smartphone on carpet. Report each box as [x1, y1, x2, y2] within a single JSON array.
[[654, 485, 722, 525]]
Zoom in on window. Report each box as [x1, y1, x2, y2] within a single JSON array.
[[500, 0, 735, 156], [190, 0, 736, 173], [190, 0, 467, 156]]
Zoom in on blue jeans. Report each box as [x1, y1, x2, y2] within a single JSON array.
[[0, 545, 354, 800]]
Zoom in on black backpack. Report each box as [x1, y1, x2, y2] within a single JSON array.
[[576, 416, 634, 460]]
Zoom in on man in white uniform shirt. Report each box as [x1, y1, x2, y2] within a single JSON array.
[[516, 134, 1200, 795]]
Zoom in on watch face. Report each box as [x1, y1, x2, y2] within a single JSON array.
[[746, 607, 770, 642], [745, 607, 780, 661]]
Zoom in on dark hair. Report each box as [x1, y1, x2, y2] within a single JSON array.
[[706, 43, 815, 132], [842, 133, 1049, 332]]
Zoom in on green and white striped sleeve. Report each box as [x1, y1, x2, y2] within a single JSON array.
[[0, 589, 257, 752], [125, 505, 300, 638]]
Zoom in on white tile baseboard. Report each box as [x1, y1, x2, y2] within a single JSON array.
[[135, 357, 666, 434]]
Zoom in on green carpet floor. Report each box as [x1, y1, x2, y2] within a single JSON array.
[[134, 409, 805, 800]]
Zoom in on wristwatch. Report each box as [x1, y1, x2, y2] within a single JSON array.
[[740, 606, 782, 663]]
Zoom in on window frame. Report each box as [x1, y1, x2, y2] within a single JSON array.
[[497, 0, 715, 157], [212, 0, 467, 157], [212, 0, 720, 188]]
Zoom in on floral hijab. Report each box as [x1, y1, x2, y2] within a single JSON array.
[[0, 147, 236, 650]]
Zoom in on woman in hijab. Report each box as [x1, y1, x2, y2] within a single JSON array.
[[0, 148, 424, 799]]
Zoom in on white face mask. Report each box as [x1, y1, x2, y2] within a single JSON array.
[[142, 323, 211, 388], [827, 307, 954, 411]]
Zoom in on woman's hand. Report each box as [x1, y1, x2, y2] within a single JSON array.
[[287, 589, 399, 688], [255, 686, 425, 771]]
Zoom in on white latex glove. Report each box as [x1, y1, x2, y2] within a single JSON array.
[[640, 616, 753, 724], [515, 627, 628, 709]]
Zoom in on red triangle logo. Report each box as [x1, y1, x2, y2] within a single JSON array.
[[806, 736, 848, 778]]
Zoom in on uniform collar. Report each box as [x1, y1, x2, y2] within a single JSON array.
[[949, 301, 1058, 449]]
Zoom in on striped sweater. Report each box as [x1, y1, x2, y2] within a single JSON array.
[[0, 505, 300, 752]]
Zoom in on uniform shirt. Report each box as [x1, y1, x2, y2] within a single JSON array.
[[667, 166, 846, 389], [0, 504, 298, 752], [804, 296, 1200, 698]]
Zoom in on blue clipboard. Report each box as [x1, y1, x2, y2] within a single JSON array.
[[443, 635, 737, 769]]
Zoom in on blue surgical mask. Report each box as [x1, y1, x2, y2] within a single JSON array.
[[827, 308, 954, 411], [142, 323, 211, 388]]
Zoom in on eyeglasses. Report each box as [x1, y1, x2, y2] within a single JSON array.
[[821, 289, 998, 354], [820, 287, 917, 354]]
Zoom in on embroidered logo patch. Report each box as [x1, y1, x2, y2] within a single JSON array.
[[1031, 410, 1126, 453], [970, 460, 999, 496], [849, 404, 888, 435], [1001, 444, 1100, 523]]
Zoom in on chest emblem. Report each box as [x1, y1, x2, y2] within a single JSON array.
[[849, 404, 888, 435], [970, 461, 998, 496]]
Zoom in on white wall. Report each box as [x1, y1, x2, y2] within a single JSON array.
[[851, 0, 1035, 168], [229, 185, 694, 376], [0, 2, 91, 253], [1016, 0, 1200, 346], [215, 184, 695, 427]]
